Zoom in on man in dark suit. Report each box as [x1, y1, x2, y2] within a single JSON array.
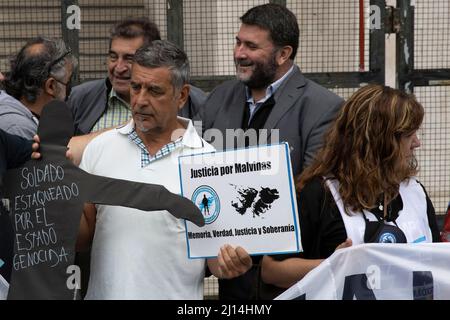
[[201, 3, 343, 299]]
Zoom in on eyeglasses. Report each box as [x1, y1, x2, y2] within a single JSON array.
[[46, 49, 72, 76], [53, 77, 71, 88], [47, 49, 73, 100]]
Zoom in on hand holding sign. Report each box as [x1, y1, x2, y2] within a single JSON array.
[[215, 245, 252, 279], [30, 135, 41, 160]]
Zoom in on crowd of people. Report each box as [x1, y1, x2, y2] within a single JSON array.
[[0, 3, 445, 300]]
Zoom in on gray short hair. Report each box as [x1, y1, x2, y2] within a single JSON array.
[[5, 37, 77, 102], [133, 40, 189, 92], [109, 17, 161, 48]]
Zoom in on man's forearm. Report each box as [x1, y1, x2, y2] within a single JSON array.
[[68, 129, 109, 166]]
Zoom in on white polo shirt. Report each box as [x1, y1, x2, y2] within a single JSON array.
[[80, 117, 215, 300]]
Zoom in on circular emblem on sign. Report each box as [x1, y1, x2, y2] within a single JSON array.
[[379, 232, 397, 243], [191, 185, 220, 224]]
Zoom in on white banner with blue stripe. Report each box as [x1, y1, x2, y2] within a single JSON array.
[[276, 243, 450, 300]]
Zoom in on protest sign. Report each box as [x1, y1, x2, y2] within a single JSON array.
[[179, 143, 302, 258], [4, 101, 203, 299]]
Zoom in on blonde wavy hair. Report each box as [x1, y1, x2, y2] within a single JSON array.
[[297, 84, 424, 212]]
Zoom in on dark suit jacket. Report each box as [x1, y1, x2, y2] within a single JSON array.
[[202, 66, 343, 299], [68, 78, 206, 135], [202, 66, 344, 176]]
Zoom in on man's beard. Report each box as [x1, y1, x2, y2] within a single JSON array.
[[235, 55, 278, 90], [135, 120, 151, 133], [54, 83, 68, 102]]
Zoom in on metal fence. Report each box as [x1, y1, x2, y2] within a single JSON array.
[[0, 0, 448, 299], [396, 0, 450, 216]]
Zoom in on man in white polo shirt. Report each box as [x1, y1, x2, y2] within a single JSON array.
[[78, 40, 252, 299]]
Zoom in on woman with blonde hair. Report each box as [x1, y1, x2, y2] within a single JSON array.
[[259, 84, 439, 298]]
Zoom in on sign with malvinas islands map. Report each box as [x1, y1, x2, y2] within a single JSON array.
[[179, 143, 302, 259]]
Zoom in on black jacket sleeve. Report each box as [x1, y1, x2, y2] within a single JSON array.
[[0, 129, 32, 173]]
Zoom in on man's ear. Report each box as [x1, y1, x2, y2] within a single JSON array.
[[44, 77, 58, 97], [177, 84, 190, 110], [276, 46, 293, 66]]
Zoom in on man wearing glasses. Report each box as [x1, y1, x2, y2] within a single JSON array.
[[0, 37, 76, 140]]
